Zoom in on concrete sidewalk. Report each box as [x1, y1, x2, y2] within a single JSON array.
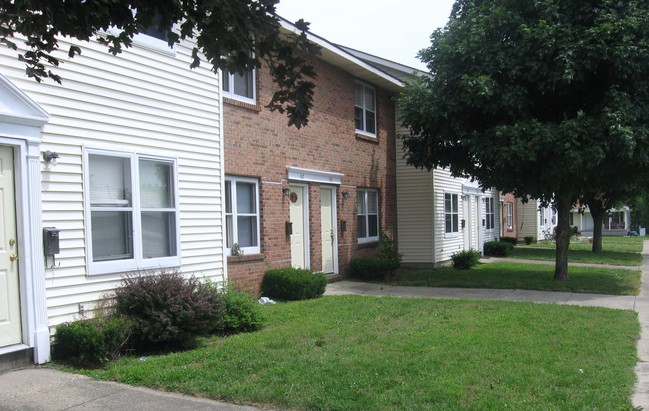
[[0, 367, 263, 411]]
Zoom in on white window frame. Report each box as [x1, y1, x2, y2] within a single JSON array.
[[354, 80, 377, 137], [84, 148, 181, 275], [222, 68, 257, 105], [551, 208, 557, 225], [106, 10, 177, 56], [539, 207, 546, 226], [506, 202, 514, 231], [485, 197, 495, 231], [224, 176, 261, 255], [357, 188, 379, 244], [444, 192, 460, 237]]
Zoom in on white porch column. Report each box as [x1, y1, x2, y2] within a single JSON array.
[[27, 143, 49, 363]]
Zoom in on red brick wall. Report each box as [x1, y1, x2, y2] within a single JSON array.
[[224, 54, 397, 294]]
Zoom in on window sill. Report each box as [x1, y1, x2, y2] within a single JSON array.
[[227, 253, 265, 263], [357, 240, 379, 249], [223, 97, 262, 111], [355, 133, 378, 143]]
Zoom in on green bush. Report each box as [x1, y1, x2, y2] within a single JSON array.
[[378, 231, 402, 271], [52, 315, 133, 366], [451, 249, 481, 269], [348, 257, 396, 281], [114, 270, 225, 351], [499, 237, 518, 246], [261, 268, 327, 301], [215, 284, 265, 334], [484, 241, 514, 257], [524, 236, 535, 245]]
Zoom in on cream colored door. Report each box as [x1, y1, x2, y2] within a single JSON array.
[[320, 188, 335, 273], [289, 185, 308, 269], [0, 146, 21, 347]]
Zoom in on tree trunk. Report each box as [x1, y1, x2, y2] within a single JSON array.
[[587, 199, 605, 253], [554, 193, 572, 281]]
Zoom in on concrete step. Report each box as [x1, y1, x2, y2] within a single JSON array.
[[0, 348, 33, 373]]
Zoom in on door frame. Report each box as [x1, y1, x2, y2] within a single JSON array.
[[320, 185, 339, 274], [289, 183, 310, 270], [0, 74, 50, 364]]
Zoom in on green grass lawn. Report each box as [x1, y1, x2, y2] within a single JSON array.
[[397, 262, 641, 295], [509, 236, 644, 266], [68, 296, 639, 410]]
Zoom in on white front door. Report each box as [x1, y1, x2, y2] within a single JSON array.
[[320, 187, 336, 274], [289, 185, 309, 269], [0, 146, 21, 347], [463, 195, 471, 250]]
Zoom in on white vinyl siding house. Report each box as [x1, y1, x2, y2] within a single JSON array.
[[0, 31, 225, 363]]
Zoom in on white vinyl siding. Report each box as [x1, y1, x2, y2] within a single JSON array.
[[222, 69, 256, 104], [224, 176, 260, 255], [0, 34, 224, 326], [357, 188, 379, 243], [354, 81, 376, 136]]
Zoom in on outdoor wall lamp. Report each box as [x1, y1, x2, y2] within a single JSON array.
[[282, 187, 291, 197], [342, 191, 351, 199], [42, 150, 59, 167]]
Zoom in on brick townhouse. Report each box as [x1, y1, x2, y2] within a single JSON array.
[[223, 19, 403, 292]]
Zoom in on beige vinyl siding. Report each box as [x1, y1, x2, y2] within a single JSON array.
[[0, 35, 224, 326], [396, 129, 435, 263], [433, 169, 465, 263], [517, 199, 540, 240]]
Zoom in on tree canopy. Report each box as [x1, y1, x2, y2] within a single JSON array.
[[400, 0, 649, 279], [0, 0, 319, 128]]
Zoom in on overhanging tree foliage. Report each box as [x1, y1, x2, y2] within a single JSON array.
[[400, 0, 649, 280], [0, 0, 319, 128]]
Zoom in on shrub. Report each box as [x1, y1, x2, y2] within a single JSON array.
[[261, 268, 327, 301], [500, 237, 518, 246], [114, 270, 225, 351], [348, 257, 397, 281], [378, 230, 402, 271], [524, 236, 534, 245], [52, 315, 133, 366], [484, 241, 514, 257], [451, 249, 481, 269], [214, 283, 264, 334]]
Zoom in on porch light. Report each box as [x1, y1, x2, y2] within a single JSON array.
[[42, 150, 59, 167]]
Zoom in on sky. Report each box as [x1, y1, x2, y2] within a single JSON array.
[[276, 0, 456, 70]]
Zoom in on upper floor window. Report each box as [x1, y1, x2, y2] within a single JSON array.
[[85, 149, 180, 275], [223, 69, 256, 104], [506, 202, 513, 231], [354, 81, 376, 136], [357, 189, 379, 243], [225, 176, 260, 255], [485, 197, 495, 230], [445, 193, 459, 234], [551, 208, 557, 225]]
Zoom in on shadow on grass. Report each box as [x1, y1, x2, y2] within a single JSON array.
[[510, 247, 642, 266], [396, 262, 640, 295]]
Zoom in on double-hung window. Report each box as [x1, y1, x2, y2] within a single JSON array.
[[354, 81, 376, 136], [445, 193, 459, 235], [222, 69, 256, 104], [485, 197, 495, 230], [506, 202, 513, 231], [225, 176, 260, 254], [539, 208, 545, 226], [357, 189, 379, 243], [86, 150, 179, 275]]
